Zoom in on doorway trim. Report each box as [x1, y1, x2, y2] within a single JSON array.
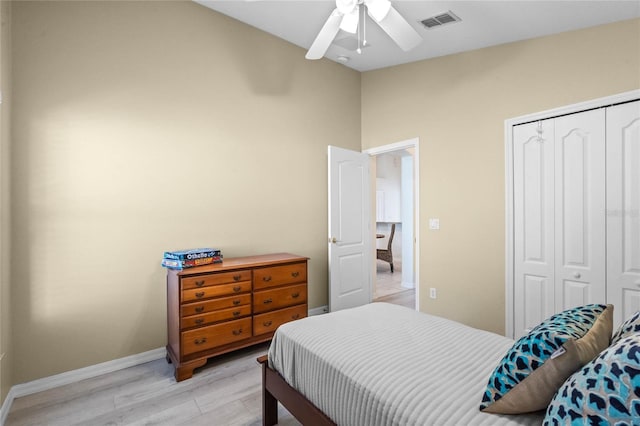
[[365, 137, 420, 311]]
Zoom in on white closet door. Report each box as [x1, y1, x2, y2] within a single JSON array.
[[554, 109, 606, 311], [607, 100, 640, 327], [513, 119, 555, 337]]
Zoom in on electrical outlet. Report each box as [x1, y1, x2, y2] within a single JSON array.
[[429, 288, 437, 299]]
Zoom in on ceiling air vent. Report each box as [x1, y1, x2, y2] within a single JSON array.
[[420, 11, 461, 29]]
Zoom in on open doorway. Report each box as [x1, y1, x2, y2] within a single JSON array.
[[365, 139, 419, 310]]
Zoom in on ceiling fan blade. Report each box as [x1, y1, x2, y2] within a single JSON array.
[[306, 9, 343, 60], [370, 5, 422, 52]]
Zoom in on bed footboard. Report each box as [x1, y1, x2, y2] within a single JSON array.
[[257, 355, 336, 426]]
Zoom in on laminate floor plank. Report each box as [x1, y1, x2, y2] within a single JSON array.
[[6, 342, 303, 426]]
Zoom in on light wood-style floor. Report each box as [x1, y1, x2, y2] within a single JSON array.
[[7, 263, 414, 425], [6, 343, 300, 426], [374, 257, 415, 309]]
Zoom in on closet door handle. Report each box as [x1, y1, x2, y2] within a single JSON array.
[[572, 272, 581, 279]]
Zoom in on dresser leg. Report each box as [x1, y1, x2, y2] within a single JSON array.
[[175, 359, 207, 382]]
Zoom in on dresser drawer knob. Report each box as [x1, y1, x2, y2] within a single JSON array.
[[233, 274, 242, 281], [233, 299, 241, 306], [291, 292, 300, 299], [262, 276, 272, 282], [195, 318, 204, 325], [292, 272, 299, 278], [232, 329, 243, 336], [263, 321, 273, 327], [263, 298, 273, 304], [195, 280, 205, 287], [195, 291, 205, 298], [195, 306, 204, 313], [292, 314, 300, 320], [233, 311, 241, 317], [194, 337, 207, 345], [233, 286, 241, 292]]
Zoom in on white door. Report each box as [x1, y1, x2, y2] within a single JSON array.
[[553, 109, 606, 311], [513, 119, 556, 337], [607, 100, 640, 327], [328, 146, 372, 312], [512, 109, 606, 338]]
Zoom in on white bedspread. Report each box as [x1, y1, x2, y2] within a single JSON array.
[[268, 302, 544, 426]]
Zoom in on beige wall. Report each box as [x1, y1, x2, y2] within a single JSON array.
[[10, 1, 360, 384], [362, 18, 640, 335], [1, 0, 12, 406], [5, 0, 640, 393]]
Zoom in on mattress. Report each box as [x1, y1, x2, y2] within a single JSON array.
[[268, 302, 544, 426]]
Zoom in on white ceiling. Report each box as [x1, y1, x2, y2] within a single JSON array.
[[195, 0, 640, 72]]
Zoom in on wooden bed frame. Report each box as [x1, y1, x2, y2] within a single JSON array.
[[257, 355, 336, 426]]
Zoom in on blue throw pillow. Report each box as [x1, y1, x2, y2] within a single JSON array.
[[480, 304, 613, 414], [611, 311, 640, 345], [544, 332, 640, 425]]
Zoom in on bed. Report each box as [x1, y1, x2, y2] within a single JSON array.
[[258, 302, 545, 426]]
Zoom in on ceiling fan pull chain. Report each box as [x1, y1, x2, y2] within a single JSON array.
[[357, 5, 362, 54], [362, 5, 367, 47]]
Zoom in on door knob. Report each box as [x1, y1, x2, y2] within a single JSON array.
[[330, 237, 338, 244], [573, 272, 581, 279]]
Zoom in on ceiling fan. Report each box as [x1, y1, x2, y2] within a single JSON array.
[[306, 0, 422, 60]]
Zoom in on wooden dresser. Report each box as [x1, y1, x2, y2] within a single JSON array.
[[166, 253, 308, 381]]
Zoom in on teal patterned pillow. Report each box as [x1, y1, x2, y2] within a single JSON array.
[[544, 333, 640, 425], [480, 304, 613, 414], [611, 311, 640, 345]]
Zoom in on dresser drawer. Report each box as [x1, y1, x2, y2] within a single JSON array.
[[181, 294, 251, 317], [253, 283, 307, 314], [182, 281, 251, 303], [253, 304, 307, 336], [182, 270, 251, 290], [181, 318, 252, 356], [181, 305, 251, 330], [253, 262, 307, 290]]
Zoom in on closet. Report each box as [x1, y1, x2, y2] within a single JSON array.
[[508, 96, 640, 339]]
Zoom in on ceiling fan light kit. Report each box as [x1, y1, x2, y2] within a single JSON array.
[[366, 0, 391, 22], [306, 0, 422, 61]]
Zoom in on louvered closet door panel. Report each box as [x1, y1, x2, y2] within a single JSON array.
[[607, 100, 640, 328], [513, 119, 555, 338], [554, 109, 606, 312]]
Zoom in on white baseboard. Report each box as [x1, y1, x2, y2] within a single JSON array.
[[309, 305, 328, 316], [0, 347, 165, 426], [0, 386, 15, 426], [0, 307, 329, 425]]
